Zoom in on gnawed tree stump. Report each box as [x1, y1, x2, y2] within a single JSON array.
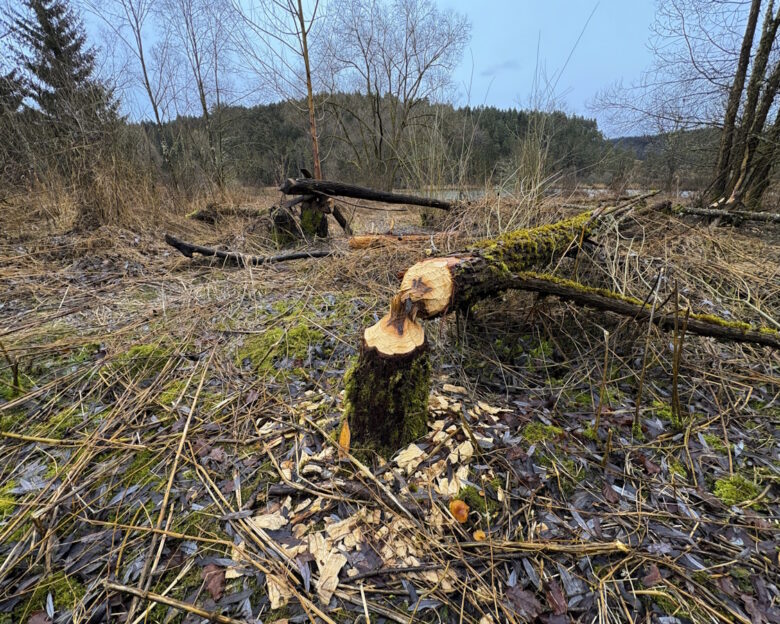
[[344, 212, 595, 457], [344, 209, 780, 458]]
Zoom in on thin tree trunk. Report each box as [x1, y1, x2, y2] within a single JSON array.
[[712, 0, 761, 199], [722, 3, 780, 200]]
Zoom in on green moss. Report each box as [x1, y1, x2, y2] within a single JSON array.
[[653, 593, 684, 616], [0, 409, 25, 431], [48, 406, 82, 438], [343, 348, 432, 459], [668, 457, 688, 479], [235, 324, 325, 373], [652, 400, 683, 430], [113, 343, 173, 378], [730, 566, 753, 592], [468, 211, 594, 277], [456, 485, 498, 516], [713, 475, 760, 507], [125, 450, 164, 488], [702, 433, 726, 452], [12, 571, 86, 620], [0, 480, 17, 518], [582, 426, 598, 441], [574, 392, 592, 408], [522, 422, 563, 444]]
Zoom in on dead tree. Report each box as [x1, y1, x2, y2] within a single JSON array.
[[344, 210, 779, 458]]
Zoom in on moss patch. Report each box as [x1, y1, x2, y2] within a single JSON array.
[[235, 323, 326, 373], [713, 474, 760, 507], [12, 571, 86, 620], [522, 422, 563, 444], [456, 484, 498, 516], [344, 347, 432, 459], [0, 479, 17, 518], [113, 342, 173, 378]]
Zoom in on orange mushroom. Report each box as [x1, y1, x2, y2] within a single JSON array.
[[449, 499, 469, 523]]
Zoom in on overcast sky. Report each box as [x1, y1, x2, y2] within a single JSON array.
[[441, 0, 657, 133]]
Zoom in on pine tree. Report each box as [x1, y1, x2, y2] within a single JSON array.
[[13, 0, 117, 138]]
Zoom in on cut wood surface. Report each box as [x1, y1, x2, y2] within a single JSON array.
[[280, 177, 454, 210], [164, 234, 333, 265]]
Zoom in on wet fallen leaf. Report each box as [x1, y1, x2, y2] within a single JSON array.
[[27, 613, 52, 624], [505, 586, 543, 619], [544, 579, 567, 615], [642, 563, 663, 587], [449, 499, 469, 523], [602, 482, 619, 504], [202, 563, 225, 601]]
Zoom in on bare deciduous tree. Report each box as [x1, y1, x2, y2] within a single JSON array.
[[598, 0, 780, 210], [322, 0, 470, 190]]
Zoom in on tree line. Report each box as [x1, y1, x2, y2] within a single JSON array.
[[1, 0, 777, 231]]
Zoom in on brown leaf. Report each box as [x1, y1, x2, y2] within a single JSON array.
[[642, 564, 663, 587], [338, 419, 350, 460], [638, 453, 660, 475], [716, 575, 737, 597], [208, 447, 227, 463], [202, 563, 225, 601], [544, 579, 567, 615], [27, 613, 52, 624], [602, 483, 619, 504], [505, 586, 543, 620]]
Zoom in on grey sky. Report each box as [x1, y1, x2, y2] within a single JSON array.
[[441, 0, 656, 132]]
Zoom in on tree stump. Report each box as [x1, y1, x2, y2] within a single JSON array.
[[344, 212, 595, 458]]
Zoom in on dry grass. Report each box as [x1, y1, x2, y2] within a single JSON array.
[[0, 191, 777, 623]]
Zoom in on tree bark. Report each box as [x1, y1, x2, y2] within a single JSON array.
[[721, 4, 780, 202], [279, 177, 454, 210]]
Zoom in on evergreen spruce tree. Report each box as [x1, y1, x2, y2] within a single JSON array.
[[12, 0, 120, 227], [13, 0, 117, 131]]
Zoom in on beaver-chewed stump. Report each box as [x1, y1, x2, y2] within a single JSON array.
[[344, 212, 595, 458]]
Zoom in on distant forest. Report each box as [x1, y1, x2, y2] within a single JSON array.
[[143, 93, 723, 193]]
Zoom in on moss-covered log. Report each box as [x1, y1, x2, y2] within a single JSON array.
[[345, 212, 595, 458]]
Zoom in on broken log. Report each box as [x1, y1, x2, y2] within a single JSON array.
[[280, 177, 454, 210], [344, 209, 779, 458], [164, 234, 333, 265], [671, 204, 780, 223], [348, 233, 452, 249]]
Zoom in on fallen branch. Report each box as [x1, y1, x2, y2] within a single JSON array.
[[164, 234, 333, 266], [280, 177, 454, 210], [348, 233, 452, 249], [105, 581, 246, 624]]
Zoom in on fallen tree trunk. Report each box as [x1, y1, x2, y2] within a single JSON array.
[[675, 205, 780, 223], [164, 234, 333, 266], [280, 177, 454, 210], [344, 211, 779, 458]]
